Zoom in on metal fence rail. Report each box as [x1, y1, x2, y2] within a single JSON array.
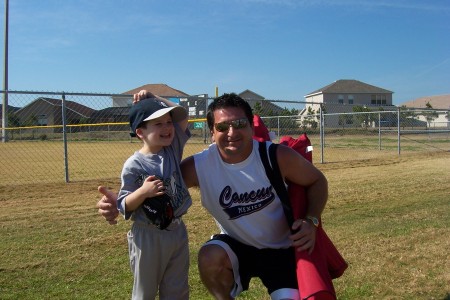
[[1, 90, 449, 184]]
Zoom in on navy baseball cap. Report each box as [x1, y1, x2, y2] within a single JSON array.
[[129, 98, 187, 137]]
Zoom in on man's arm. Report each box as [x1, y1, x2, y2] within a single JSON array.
[[276, 144, 329, 253], [97, 186, 119, 225], [180, 156, 199, 189]]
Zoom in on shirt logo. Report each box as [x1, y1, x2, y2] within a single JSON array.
[[219, 185, 275, 219]]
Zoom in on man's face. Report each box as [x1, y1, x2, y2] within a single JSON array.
[[211, 107, 254, 164]]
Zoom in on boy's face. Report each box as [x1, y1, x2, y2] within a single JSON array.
[[136, 113, 175, 149]]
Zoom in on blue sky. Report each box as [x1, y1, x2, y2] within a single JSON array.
[[0, 0, 449, 105]]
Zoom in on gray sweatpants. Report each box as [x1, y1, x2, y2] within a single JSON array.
[[128, 220, 189, 300]]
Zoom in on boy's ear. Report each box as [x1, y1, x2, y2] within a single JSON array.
[[135, 128, 144, 139]]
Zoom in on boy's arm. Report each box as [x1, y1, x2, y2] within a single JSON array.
[[123, 175, 165, 212]]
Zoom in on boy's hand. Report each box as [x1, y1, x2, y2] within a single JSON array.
[[133, 90, 155, 103], [141, 175, 165, 198]]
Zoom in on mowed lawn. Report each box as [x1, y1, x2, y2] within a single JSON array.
[[0, 144, 449, 299]]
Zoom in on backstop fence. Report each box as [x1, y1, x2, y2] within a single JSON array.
[[1, 90, 449, 184]]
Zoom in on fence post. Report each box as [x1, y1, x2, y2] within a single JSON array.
[[378, 112, 381, 150], [2, 0, 9, 143], [320, 103, 324, 163], [62, 92, 70, 182], [397, 107, 401, 156], [277, 116, 280, 141]]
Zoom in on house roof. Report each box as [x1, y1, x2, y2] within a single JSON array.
[[90, 106, 130, 118], [0, 104, 20, 119], [16, 97, 95, 118], [237, 89, 285, 113], [239, 89, 265, 100], [122, 84, 190, 98], [306, 79, 393, 96], [399, 94, 450, 110]]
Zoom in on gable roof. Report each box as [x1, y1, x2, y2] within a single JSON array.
[[237, 89, 285, 113], [16, 97, 95, 118], [239, 89, 265, 100], [122, 84, 189, 97], [306, 79, 393, 96], [90, 106, 130, 118], [399, 94, 450, 110], [0, 104, 20, 119]]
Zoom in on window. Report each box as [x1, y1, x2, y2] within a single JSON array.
[[338, 95, 344, 104], [348, 95, 354, 104], [38, 114, 48, 126], [371, 94, 386, 105]]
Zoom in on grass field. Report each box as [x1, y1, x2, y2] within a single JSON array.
[[1, 131, 449, 185], [0, 144, 449, 299]]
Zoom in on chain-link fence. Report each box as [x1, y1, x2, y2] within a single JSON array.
[[1, 90, 449, 185]]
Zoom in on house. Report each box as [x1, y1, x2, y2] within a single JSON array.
[[114, 83, 213, 120], [14, 97, 95, 132], [112, 83, 190, 107], [305, 79, 393, 106], [399, 94, 450, 128], [302, 79, 394, 128], [89, 106, 130, 124], [0, 104, 20, 124], [399, 94, 450, 110], [238, 89, 285, 116]]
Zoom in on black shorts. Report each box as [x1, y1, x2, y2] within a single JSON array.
[[207, 234, 298, 295]]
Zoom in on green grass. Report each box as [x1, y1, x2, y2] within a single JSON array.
[[0, 146, 449, 299]]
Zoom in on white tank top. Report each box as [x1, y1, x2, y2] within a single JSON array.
[[194, 140, 291, 249]]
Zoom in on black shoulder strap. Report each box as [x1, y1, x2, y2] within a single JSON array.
[[258, 142, 295, 231]]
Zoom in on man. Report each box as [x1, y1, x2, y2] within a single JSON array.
[[98, 93, 328, 300]]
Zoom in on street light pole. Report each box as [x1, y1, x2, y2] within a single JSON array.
[[2, 0, 9, 143]]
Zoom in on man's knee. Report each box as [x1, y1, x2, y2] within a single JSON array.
[[198, 244, 230, 273], [198, 244, 235, 299]]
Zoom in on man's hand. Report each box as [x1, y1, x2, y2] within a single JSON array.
[[289, 219, 317, 254], [97, 186, 119, 225]]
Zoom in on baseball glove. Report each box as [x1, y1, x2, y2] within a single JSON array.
[[141, 193, 174, 230]]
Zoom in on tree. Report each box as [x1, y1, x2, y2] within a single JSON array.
[[338, 114, 353, 129], [422, 102, 439, 128], [269, 107, 297, 129], [253, 102, 263, 116], [302, 106, 318, 130], [352, 106, 375, 129], [399, 105, 419, 129]]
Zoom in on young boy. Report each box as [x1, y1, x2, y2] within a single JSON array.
[[117, 94, 192, 299]]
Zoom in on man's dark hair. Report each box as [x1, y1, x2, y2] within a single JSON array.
[[206, 93, 253, 131]]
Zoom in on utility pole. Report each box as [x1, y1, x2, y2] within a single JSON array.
[[2, 0, 9, 143]]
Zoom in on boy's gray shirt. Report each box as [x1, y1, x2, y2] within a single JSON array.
[[117, 124, 192, 222]]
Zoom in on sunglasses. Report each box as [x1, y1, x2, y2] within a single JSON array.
[[214, 118, 249, 132]]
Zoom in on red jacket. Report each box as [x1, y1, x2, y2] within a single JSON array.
[[280, 134, 347, 300], [252, 114, 271, 142]]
